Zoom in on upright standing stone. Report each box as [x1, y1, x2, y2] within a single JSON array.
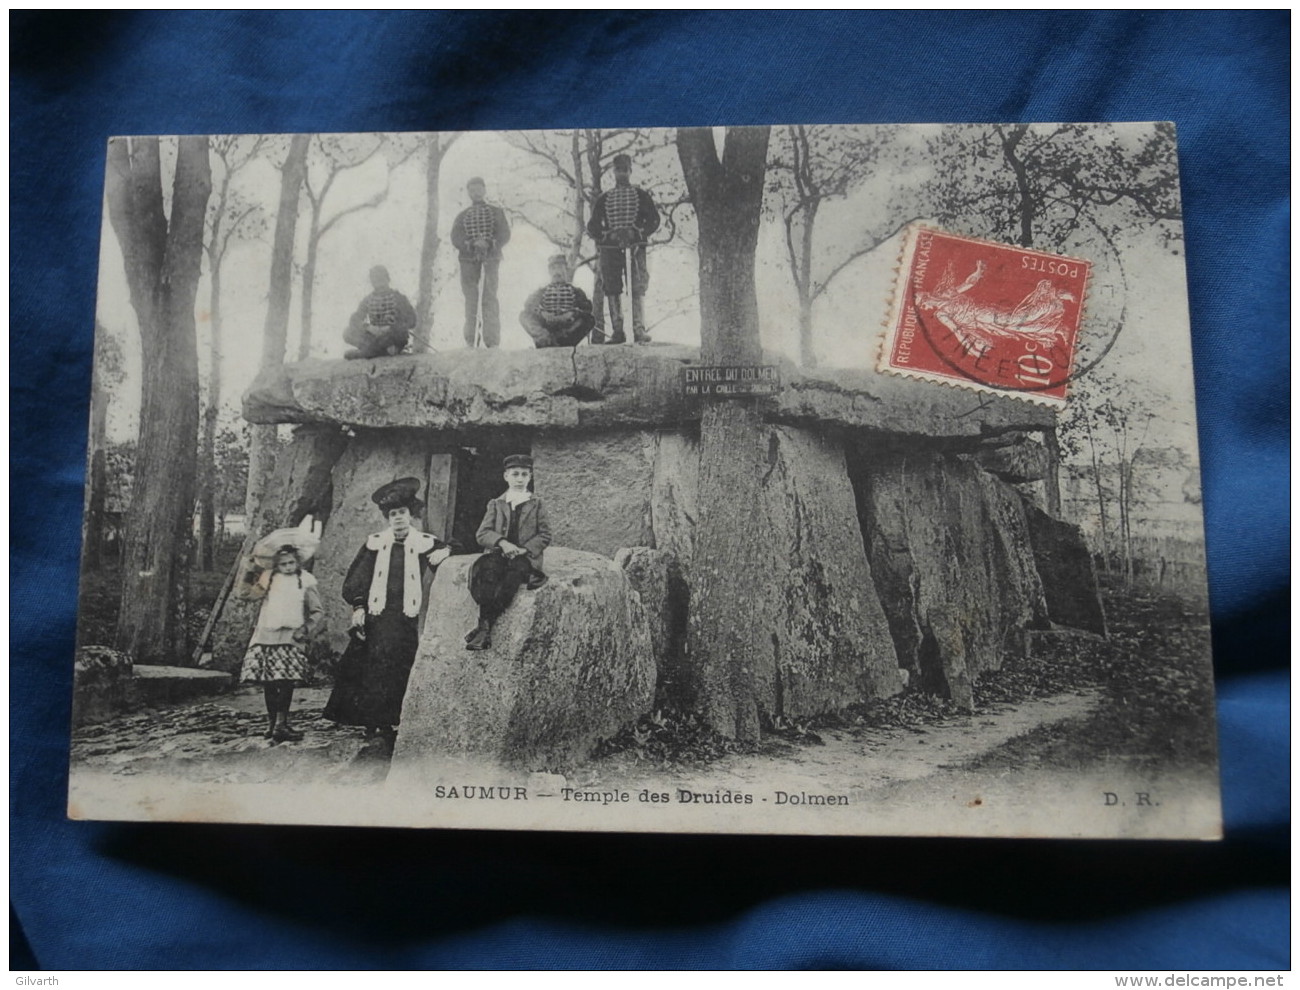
[[1023, 501, 1108, 636], [614, 546, 689, 709], [755, 427, 905, 717], [649, 429, 700, 572], [424, 453, 459, 543], [853, 447, 1049, 710], [72, 646, 134, 726], [532, 431, 656, 557]]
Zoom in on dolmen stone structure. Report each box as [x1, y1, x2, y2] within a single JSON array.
[[211, 344, 1104, 770]]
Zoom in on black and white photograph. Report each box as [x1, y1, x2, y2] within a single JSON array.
[[69, 122, 1219, 839]]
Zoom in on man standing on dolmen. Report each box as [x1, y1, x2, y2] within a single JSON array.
[[587, 153, 660, 345], [452, 177, 511, 348]]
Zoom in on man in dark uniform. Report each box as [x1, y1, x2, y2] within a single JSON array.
[[343, 265, 417, 359], [587, 153, 660, 344], [519, 254, 596, 348], [451, 177, 511, 348]]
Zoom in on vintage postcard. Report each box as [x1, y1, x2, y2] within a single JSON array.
[[70, 123, 1219, 838]]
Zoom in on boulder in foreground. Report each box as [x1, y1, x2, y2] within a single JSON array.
[[392, 548, 656, 771]]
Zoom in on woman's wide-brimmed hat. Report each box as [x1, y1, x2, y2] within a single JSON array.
[[372, 476, 425, 514], [251, 526, 321, 569]]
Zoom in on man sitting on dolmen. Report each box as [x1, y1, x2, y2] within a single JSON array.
[[519, 255, 595, 349], [343, 265, 417, 359]]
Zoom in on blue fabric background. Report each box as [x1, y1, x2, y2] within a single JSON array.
[[10, 11, 1288, 970]]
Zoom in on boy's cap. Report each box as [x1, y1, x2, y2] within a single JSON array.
[[503, 454, 533, 471], [372, 476, 424, 513], [547, 254, 568, 268], [612, 153, 632, 169]]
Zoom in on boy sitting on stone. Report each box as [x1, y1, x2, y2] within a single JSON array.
[[519, 255, 595, 348], [466, 454, 552, 651]]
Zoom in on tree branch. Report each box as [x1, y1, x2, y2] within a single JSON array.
[[810, 215, 922, 301], [318, 181, 391, 239]]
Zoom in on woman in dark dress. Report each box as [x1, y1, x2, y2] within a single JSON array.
[[323, 477, 451, 747]]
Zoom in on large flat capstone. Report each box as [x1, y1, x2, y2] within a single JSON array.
[[244, 345, 1054, 440]]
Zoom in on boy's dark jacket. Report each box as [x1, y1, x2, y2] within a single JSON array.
[[476, 496, 551, 570]]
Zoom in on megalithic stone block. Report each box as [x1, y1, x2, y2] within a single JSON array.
[[649, 429, 699, 573], [390, 548, 656, 774], [614, 546, 689, 710], [532, 431, 656, 557], [1023, 501, 1108, 636], [244, 346, 1054, 438], [853, 447, 1050, 710], [754, 426, 905, 719]]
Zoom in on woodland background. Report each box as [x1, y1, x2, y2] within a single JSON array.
[[11, 10, 1288, 971], [84, 121, 1198, 678]]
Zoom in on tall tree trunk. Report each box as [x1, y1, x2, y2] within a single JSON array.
[[586, 131, 606, 325], [1082, 415, 1112, 574], [797, 197, 817, 367], [1118, 441, 1134, 588], [797, 295, 815, 369], [415, 134, 457, 348], [247, 134, 309, 518], [198, 263, 222, 570], [297, 214, 320, 361], [569, 130, 586, 266], [106, 136, 211, 665], [85, 369, 109, 569], [1000, 124, 1035, 247], [677, 125, 771, 742]]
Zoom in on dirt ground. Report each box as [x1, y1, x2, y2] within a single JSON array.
[[71, 687, 393, 788], [67, 587, 1220, 837], [70, 682, 1101, 794]]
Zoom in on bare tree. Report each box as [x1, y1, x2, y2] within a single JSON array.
[[502, 128, 691, 267], [414, 131, 460, 350], [767, 124, 919, 367], [927, 122, 1183, 515], [245, 134, 309, 519], [198, 135, 267, 569], [105, 135, 211, 665], [676, 125, 771, 742], [1060, 386, 1162, 584], [931, 122, 1182, 252]]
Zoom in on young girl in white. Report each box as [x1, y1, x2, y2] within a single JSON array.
[[238, 545, 325, 742]]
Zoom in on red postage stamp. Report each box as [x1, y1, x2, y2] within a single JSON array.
[[879, 226, 1091, 405]]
